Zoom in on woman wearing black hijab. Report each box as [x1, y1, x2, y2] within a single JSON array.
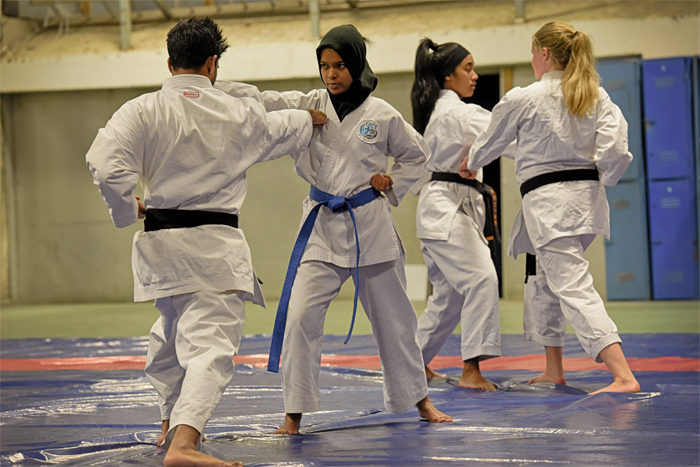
[[235, 24, 452, 434]]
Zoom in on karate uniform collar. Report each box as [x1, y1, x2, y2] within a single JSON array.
[[162, 74, 215, 89], [541, 70, 564, 82], [438, 88, 461, 101]]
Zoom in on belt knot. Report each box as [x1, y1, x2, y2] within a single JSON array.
[[329, 196, 348, 213]]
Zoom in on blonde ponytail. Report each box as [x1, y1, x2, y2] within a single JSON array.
[[533, 21, 599, 118]]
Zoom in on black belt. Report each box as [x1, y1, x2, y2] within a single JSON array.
[[519, 169, 599, 198], [430, 172, 501, 260], [144, 209, 239, 232], [525, 253, 537, 283], [521, 168, 598, 283]]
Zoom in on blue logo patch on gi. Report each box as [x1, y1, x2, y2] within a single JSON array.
[[357, 119, 379, 143]]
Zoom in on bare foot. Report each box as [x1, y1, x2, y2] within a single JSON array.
[[164, 425, 241, 467], [589, 379, 641, 395], [589, 343, 641, 395], [459, 359, 496, 391], [274, 413, 302, 434], [459, 373, 496, 390], [425, 365, 445, 379], [164, 450, 241, 467], [416, 396, 452, 423], [158, 420, 206, 447], [527, 346, 565, 386], [157, 420, 169, 447], [527, 371, 566, 386]]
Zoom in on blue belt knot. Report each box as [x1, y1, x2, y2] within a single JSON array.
[[328, 196, 348, 212], [267, 185, 381, 373]]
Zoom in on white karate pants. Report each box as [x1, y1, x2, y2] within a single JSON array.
[[281, 259, 428, 414], [524, 235, 621, 363], [416, 211, 501, 364], [145, 290, 246, 437]]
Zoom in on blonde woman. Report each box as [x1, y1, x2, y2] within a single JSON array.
[[461, 21, 640, 394]]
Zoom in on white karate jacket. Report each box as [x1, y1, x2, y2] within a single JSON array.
[[468, 71, 632, 257], [87, 75, 313, 302], [415, 89, 489, 241]]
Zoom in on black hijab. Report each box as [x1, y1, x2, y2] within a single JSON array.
[[316, 25, 378, 121]]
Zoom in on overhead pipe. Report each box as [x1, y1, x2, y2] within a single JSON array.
[[309, 0, 320, 39], [119, 0, 131, 50]]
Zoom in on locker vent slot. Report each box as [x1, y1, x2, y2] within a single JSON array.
[[664, 271, 684, 283], [612, 199, 631, 210], [616, 273, 636, 283], [605, 80, 625, 91], [660, 197, 681, 209], [658, 150, 679, 162], [654, 76, 675, 88]]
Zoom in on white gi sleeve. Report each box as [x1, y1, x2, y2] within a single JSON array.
[[260, 89, 323, 112], [214, 80, 265, 104], [85, 101, 144, 228], [466, 106, 516, 160], [386, 115, 430, 207], [216, 82, 323, 113], [259, 108, 314, 161], [226, 96, 314, 165], [594, 91, 633, 186], [468, 89, 522, 170]]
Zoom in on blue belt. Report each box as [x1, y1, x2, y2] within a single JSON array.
[[267, 186, 381, 373]]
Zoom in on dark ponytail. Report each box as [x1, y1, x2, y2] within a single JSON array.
[[410, 38, 470, 135], [411, 39, 440, 135]]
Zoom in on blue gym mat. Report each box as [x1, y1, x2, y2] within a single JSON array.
[[1, 334, 698, 466]]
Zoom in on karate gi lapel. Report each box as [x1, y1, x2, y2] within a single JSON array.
[[315, 95, 371, 193]]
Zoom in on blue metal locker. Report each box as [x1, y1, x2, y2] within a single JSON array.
[[598, 58, 644, 181], [648, 179, 699, 299], [694, 58, 700, 274], [605, 181, 651, 300], [598, 58, 651, 299], [643, 58, 695, 180]]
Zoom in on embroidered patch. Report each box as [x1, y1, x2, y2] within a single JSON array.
[[356, 119, 380, 143], [183, 91, 200, 98]]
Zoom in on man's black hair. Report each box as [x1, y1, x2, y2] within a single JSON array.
[[166, 17, 229, 71]]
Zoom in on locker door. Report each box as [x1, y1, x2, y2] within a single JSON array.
[[694, 57, 700, 257], [648, 179, 699, 299], [643, 57, 695, 180], [598, 58, 644, 181], [605, 181, 651, 300]]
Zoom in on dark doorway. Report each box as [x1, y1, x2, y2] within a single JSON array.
[[462, 73, 503, 296]]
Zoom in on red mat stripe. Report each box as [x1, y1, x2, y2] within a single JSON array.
[[1, 355, 697, 372]]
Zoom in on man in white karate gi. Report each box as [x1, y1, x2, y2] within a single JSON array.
[[86, 17, 326, 467]]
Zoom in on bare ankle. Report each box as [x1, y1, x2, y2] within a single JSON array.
[[275, 413, 302, 434]]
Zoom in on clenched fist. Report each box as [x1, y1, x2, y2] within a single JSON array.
[[370, 174, 393, 192], [307, 109, 327, 128], [458, 155, 477, 180]]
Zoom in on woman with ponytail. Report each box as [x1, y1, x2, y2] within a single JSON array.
[[462, 21, 640, 394], [410, 38, 510, 391]]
